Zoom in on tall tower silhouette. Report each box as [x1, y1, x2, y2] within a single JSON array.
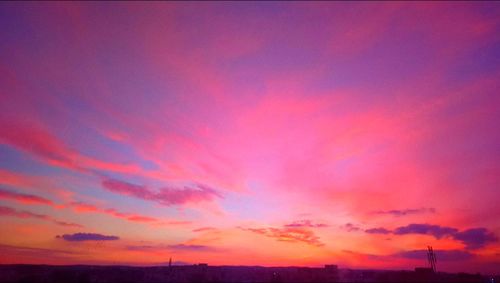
[[427, 246, 436, 272]]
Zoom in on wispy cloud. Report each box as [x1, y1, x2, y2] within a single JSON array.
[[0, 244, 80, 261], [240, 226, 324, 247], [167, 244, 214, 251], [397, 249, 474, 261], [284, 220, 329, 228], [126, 243, 214, 252], [71, 202, 150, 222], [101, 178, 222, 206], [372, 207, 436, 217], [0, 205, 82, 228], [365, 227, 392, 234], [341, 223, 362, 232], [0, 188, 55, 206], [69, 201, 192, 227], [192, 227, 217, 233], [0, 121, 141, 175]]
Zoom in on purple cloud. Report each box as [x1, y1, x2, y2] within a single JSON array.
[[398, 249, 474, 261], [342, 223, 361, 232], [365, 227, 392, 234], [56, 233, 119, 241], [393, 224, 458, 239], [167, 244, 213, 251], [373, 207, 436, 217], [284, 220, 329, 228], [452, 228, 498, 249], [101, 179, 154, 200], [365, 223, 498, 249], [126, 244, 214, 252], [101, 178, 222, 206]]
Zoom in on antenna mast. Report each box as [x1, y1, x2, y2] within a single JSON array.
[[427, 246, 436, 272]]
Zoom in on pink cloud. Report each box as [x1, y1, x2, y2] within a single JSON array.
[[192, 227, 217, 233], [0, 169, 75, 206], [68, 201, 184, 225], [0, 188, 55, 206], [0, 120, 142, 175], [70, 201, 100, 213], [101, 178, 222, 206], [0, 120, 80, 170], [0, 169, 38, 188], [0, 205, 82, 228]]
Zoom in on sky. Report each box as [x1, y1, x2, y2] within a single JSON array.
[[0, 1, 499, 274]]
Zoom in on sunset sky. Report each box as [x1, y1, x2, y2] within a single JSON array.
[[1, 2, 499, 274]]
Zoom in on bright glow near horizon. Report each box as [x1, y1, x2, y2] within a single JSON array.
[[0, 2, 499, 274]]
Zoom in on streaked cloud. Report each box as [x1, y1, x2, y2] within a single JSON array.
[[0, 244, 80, 263], [397, 249, 474, 261], [101, 178, 222, 206], [372, 207, 436, 217], [0, 188, 55, 206], [0, 205, 82, 228], [167, 244, 214, 251], [192, 227, 217, 233], [365, 227, 392, 234], [0, 121, 141, 175], [240, 226, 324, 247], [126, 243, 215, 252], [284, 220, 329, 228], [70, 201, 157, 224], [342, 223, 362, 232]]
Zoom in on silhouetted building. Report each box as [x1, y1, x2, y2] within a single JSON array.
[[415, 267, 434, 274], [324, 265, 339, 282], [324, 265, 338, 272], [0, 264, 489, 283]]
